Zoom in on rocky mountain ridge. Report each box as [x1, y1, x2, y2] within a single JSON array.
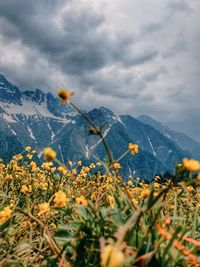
[[0, 74, 197, 180]]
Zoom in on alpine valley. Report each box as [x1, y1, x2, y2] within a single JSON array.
[[1, 73, 200, 180]]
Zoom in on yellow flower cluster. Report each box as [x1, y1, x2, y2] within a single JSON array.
[[183, 158, 200, 172], [128, 143, 139, 156], [54, 191, 70, 207], [0, 206, 12, 225]]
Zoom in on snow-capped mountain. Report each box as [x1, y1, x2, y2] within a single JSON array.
[[138, 115, 200, 161], [0, 74, 192, 180]]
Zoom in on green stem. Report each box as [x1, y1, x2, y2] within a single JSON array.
[[70, 101, 113, 165]]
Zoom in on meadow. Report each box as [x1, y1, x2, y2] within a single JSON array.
[[0, 90, 200, 267]]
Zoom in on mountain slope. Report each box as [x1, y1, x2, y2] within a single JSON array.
[[138, 115, 200, 160], [0, 74, 191, 179]]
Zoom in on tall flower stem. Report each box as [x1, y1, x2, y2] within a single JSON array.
[[70, 101, 113, 166]]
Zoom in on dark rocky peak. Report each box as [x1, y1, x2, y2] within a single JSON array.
[[0, 74, 22, 104], [22, 88, 45, 104]]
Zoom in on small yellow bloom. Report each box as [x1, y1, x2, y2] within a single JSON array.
[[72, 168, 77, 175], [25, 146, 32, 152], [76, 196, 88, 207], [108, 195, 115, 209], [58, 166, 68, 175], [113, 162, 121, 170], [101, 244, 125, 267], [54, 191, 69, 207], [128, 143, 139, 156], [127, 180, 133, 187], [58, 88, 75, 104], [38, 202, 50, 216], [140, 189, 151, 199], [43, 147, 57, 162], [78, 160, 82, 166], [183, 158, 200, 172], [21, 184, 29, 194], [131, 198, 138, 206], [68, 161, 73, 166], [27, 154, 33, 160], [0, 206, 12, 225], [90, 163, 96, 169]]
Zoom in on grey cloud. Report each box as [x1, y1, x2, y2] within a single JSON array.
[[167, 0, 193, 13], [0, 0, 199, 141], [0, 0, 158, 78]]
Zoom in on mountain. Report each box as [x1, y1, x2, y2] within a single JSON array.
[[0, 74, 191, 180], [138, 115, 200, 161]]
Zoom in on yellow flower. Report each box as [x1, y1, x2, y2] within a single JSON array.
[[38, 202, 50, 216], [101, 244, 125, 267], [140, 189, 151, 199], [25, 146, 31, 152], [72, 168, 77, 175], [128, 143, 139, 156], [27, 154, 33, 160], [54, 191, 69, 207], [0, 206, 12, 225], [43, 147, 57, 162], [127, 180, 133, 187], [58, 88, 75, 104], [131, 198, 138, 206], [78, 160, 82, 166], [113, 162, 121, 170], [90, 163, 96, 169], [108, 195, 115, 209], [68, 161, 73, 166], [76, 196, 88, 207], [58, 166, 68, 175], [183, 158, 200, 172], [21, 184, 29, 194]]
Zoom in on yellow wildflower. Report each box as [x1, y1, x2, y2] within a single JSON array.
[[78, 160, 82, 166], [25, 146, 31, 152], [113, 162, 121, 170], [108, 195, 115, 209], [131, 198, 138, 206], [127, 180, 133, 187], [58, 88, 75, 104], [140, 189, 151, 199], [68, 161, 73, 166], [43, 147, 57, 162], [182, 158, 200, 172], [27, 154, 33, 160], [72, 168, 77, 175], [0, 206, 12, 225], [54, 191, 69, 207], [21, 184, 29, 194], [101, 244, 125, 267], [38, 202, 50, 216], [76, 196, 88, 207], [128, 143, 139, 156], [58, 166, 68, 175]]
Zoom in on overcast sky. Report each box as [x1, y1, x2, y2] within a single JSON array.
[[0, 0, 199, 141]]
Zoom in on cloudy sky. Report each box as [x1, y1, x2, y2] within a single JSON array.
[[0, 0, 199, 141]]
